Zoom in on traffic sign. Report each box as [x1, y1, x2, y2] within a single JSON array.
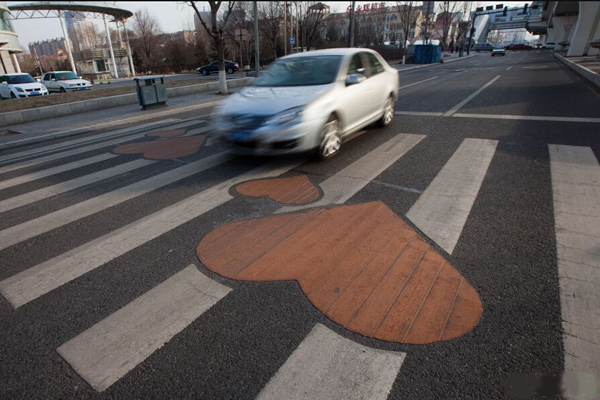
[[290, 37, 295, 45]]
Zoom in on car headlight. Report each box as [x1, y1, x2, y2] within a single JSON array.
[[16, 87, 24, 92], [265, 107, 304, 126]]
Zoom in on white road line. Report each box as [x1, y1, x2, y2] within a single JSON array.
[[57, 264, 231, 392], [0, 158, 155, 213], [407, 138, 498, 254], [394, 111, 444, 117], [453, 113, 600, 124], [549, 145, 600, 374], [0, 151, 231, 251], [443, 75, 501, 117], [400, 76, 439, 90], [257, 324, 405, 400], [0, 119, 200, 174], [0, 153, 116, 191], [277, 133, 425, 213], [506, 66, 512, 70], [0, 119, 178, 166], [0, 158, 301, 308]]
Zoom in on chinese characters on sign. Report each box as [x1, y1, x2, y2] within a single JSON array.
[[347, 2, 386, 14]]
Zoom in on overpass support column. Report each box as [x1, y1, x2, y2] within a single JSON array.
[[567, 2, 600, 56]]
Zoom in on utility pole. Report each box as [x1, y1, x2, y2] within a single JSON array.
[[349, 1, 355, 47], [284, 1, 287, 55], [253, 1, 260, 76]]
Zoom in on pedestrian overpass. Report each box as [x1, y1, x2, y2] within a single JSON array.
[[472, 5, 534, 43]]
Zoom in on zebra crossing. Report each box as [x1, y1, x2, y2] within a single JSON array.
[[1, 119, 598, 397]]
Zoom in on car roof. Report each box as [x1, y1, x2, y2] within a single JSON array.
[[2, 73, 32, 76], [279, 48, 376, 60]]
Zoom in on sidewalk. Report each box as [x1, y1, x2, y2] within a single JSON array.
[[394, 52, 477, 71], [0, 90, 233, 151], [554, 52, 600, 89]]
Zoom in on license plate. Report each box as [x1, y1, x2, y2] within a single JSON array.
[[79, 87, 87, 90], [29, 92, 40, 96]]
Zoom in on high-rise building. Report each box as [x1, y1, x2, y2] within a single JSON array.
[[0, 1, 23, 73], [28, 38, 71, 58]]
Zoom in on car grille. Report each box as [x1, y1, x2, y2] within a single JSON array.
[[231, 115, 269, 130], [25, 88, 43, 92]]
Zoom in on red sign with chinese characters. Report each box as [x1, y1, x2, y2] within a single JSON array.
[[347, 2, 386, 13]]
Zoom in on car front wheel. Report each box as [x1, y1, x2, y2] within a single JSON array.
[[60, 87, 66, 93], [227, 68, 233, 74], [318, 116, 342, 160], [202, 70, 208, 76], [378, 96, 395, 127]]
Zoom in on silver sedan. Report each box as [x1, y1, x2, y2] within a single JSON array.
[[212, 48, 400, 159]]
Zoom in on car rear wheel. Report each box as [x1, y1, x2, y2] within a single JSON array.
[[11, 92, 16, 99], [60, 87, 66, 93], [378, 96, 395, 127], [202, 70, 208, 76], [227, 68, 233, 74], [318, 116, 342, 160]]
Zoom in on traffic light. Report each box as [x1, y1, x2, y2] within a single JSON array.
[[476, 6, 483, 12], [495, 4, 503, 9]]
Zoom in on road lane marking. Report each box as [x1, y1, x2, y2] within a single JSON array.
[[277, 134, 425, 213], [0, 158, 155, 213], [57, 264, 231, 392], [0, 119, 178, 167], [506, 66, 512, 70], [394, 111, 444, 117], [400, 76, 439, 89], [0, 119, 197, 173], [0, 153, 116, 191], [0, 159, 301, 308], [0, 151, 231, 251], [443, 75, 501, 117], [407, 138, 498, 254], [549, 145, 600, 374], [256, 324, 405, 400], [453, 113, 600, 123]]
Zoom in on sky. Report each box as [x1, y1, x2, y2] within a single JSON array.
[[8, 1, 529, 51]]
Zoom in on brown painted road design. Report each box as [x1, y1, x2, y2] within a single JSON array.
[[112, 128, 206, 160], [197, 176, 482, 345]]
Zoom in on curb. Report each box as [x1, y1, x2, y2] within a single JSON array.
[[554, 53, 600, 89], [395, 54, 477, 71], [0, 77, 254, 128]]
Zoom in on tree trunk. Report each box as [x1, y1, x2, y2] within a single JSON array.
[[217, 37, 227, 94]]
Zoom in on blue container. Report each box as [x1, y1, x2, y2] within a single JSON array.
[[413, 45, 442, 64]]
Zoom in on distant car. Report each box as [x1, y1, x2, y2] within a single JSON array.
[[491, 46, 506, 56], [212, 48, 399, 159], [0, 73, 49, 99], [506, 43, 532, 51], [474, 43, 494, 52], [196, 60, 239, 75], [41, 71, 92, 93], [541, 42, 556, 50]]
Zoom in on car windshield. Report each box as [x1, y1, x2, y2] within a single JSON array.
[[56, 72, 79, 80], [253, 55, 342, 87], [7, 74, 36, 84]]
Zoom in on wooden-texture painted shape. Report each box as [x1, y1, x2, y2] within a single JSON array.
[[235, 176, 320, 205], [112, 136, 206, 160], [197, 201, 482, 344]]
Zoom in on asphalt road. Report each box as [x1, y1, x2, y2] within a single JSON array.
[[1, 51, 599, 399]]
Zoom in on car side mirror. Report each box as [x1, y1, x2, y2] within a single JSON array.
[[79, 76, 82, 79], [345, 73, 366, 86], [52, 79, 56, 82], [36, 78, 41, 82]]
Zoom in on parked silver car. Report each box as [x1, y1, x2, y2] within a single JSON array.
[[212, 48, 400, 159]]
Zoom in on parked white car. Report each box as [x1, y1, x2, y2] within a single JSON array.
[[41, 71, 92, 93], [0, 73, 49, 99], [213, 48, 400, 159]]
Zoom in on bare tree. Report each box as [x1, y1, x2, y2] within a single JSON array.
[[435, 1, 461, 50], [132, 8, 163, 72], [258, 1, 284, 61], [396, 1, 421, 62], [186, 1, 236, 94]]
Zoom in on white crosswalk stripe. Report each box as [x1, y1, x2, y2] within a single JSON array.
[[57, 264, 231, 392], [257, 324, 405, 400], [549, 145, 600, 375], [407, 138, 498, 254]]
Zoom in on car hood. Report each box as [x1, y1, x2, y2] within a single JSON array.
[[9, 82, 45, 90], [221, 84, 333, 116]]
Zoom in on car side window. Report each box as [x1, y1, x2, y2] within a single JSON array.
[[366, 53, 384, 77], [0, 75, 6, 83], [42, 74, 49, 81], [347, 54, 365, 76]]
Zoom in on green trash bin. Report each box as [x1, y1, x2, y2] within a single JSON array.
[[134, 76, 167, 110]]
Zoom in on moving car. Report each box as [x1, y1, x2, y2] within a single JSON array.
[[41, 71, 92, 93], [474, 43, 494, 52], [491, 46, 506, 56], [0, 73, 49, 99], [196, 60, 239, 75], [212, 48, 399, 159], [505, 43, 532, 51], [541, 42, 556, 50]]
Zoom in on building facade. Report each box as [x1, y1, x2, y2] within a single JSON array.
[[0, 1, 22, 74], [28, 37, 71, 58]]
